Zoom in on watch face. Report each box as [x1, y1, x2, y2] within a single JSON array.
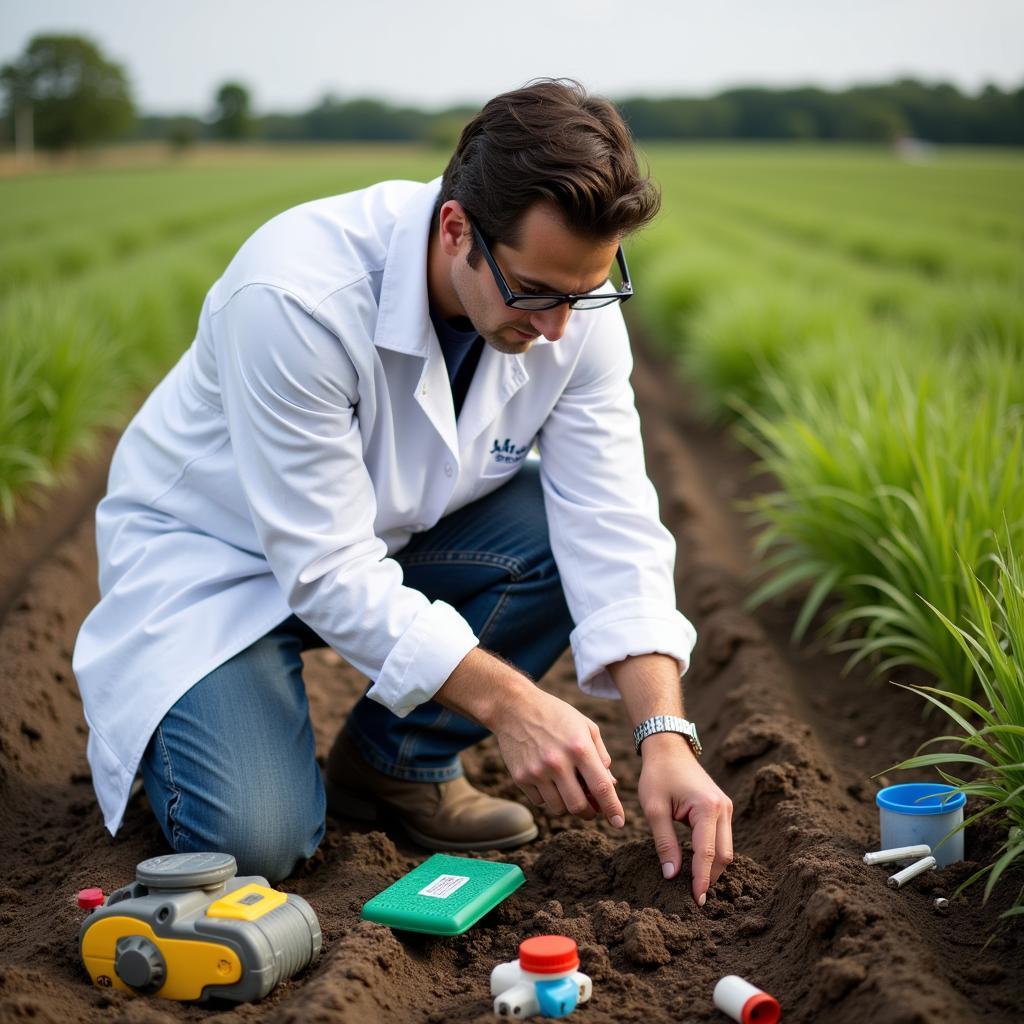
[[689, 724, 702, 753]]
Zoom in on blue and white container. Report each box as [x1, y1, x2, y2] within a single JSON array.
[[876, 784, 965, 868]]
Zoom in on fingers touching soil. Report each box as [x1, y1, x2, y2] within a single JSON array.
[[0, 343, 1019, 1022]]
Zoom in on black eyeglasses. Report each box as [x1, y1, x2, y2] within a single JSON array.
[[468, 218, 633, 311]]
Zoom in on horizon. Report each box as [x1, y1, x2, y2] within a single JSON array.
[[137, 74, 1024, 122]]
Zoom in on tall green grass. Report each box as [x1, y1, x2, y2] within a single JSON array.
[[0, 248, 220, 519], [740, 344, 1024, 697], [889, 535, 1024, 920], [633, 146, 1023, 919], [0, 148, 443, 519], [632, 145, 1024, 707]]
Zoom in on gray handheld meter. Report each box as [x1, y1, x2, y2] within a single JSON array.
[[79, 852, 321, 1003]]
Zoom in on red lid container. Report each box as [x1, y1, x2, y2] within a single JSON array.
[[519, 935, 579, 975], [77, 887, 105, 910]]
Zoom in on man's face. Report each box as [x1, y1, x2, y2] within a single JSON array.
[[447, 202, 620, 355]]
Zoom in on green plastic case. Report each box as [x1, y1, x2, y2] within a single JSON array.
[[361, 854, 525, 935]]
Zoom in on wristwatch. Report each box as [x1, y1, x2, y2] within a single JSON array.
[[633, 715, 702, 757]]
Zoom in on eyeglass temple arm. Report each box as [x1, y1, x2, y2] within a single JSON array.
[[616, 245, 633, 301]]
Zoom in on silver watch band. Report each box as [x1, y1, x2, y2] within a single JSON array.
[[633, 715, 702, 757]]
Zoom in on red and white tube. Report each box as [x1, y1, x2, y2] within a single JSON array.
[[713, 975, 781, 1023]]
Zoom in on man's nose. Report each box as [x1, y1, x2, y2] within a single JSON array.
[[529, 304, 572, 342]]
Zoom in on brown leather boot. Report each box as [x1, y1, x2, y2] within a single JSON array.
[[324, 730, 538, 851]]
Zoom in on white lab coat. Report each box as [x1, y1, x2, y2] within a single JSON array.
[[73, 179, 697, 835]]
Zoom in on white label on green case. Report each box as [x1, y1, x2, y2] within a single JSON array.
[[418, 874, 470, 898]]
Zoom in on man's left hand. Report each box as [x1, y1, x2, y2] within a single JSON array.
[[636, 733, 733, 905]]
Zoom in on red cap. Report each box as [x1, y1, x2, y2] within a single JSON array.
[[77, 887, 105, 910], [519, 935, 579, 976], [743, 991, 781, 1024]]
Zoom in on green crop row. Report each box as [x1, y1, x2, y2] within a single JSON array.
[[683, 185, 1022, 284], [0, 148, 444, 519], [0, 236, 223, 518], [0, 150, 444, 295], [632, 171, 1024, 409], [890, 533, 1024, 921], [641, 145, 1024, 235], [633, 144, 1024, 917], [741, 341, 1023, 695]]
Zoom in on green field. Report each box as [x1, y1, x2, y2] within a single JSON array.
[[0, 147, 445, 518], [630, 145, 1024, 915], [3, 144, 1023, 911], [630, 145, 1023, 690]]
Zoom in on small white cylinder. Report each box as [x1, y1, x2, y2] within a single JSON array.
[[863, 844, 931, 865], [713, 975, 781, 1024], [490, 959, 521, 996], [493, 981, 537, 1019], [887, 855, 937, 889]]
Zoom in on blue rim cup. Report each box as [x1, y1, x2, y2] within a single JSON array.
[[876, 783, 966, 868]]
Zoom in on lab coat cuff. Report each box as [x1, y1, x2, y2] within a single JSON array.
[[366, 600, 479, 717], [570, 599, 697, 699]]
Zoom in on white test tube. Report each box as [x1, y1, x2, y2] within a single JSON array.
[[713, 975, 781, 1024], [863, 844, 931, 866], [887, 855, 936, 889]]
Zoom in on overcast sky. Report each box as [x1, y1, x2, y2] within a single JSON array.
[[3, 0, 1022, 115]]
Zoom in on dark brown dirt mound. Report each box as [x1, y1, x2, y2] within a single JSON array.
[[0, 342, 1020, 1023]]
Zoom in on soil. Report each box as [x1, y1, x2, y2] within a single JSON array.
[[0, 431, 117, 620], [0, 341, 1021, 1023]]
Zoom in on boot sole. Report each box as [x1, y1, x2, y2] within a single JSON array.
[[325, 777, 539, 851]]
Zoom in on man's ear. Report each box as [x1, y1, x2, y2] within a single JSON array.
[[438, 200, 471, 257]]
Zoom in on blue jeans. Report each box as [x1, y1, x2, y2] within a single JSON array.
[[140, 462, 573, 880]]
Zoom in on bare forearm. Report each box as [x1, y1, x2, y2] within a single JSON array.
[[433, 646, 532, 730], [609, 652, 685, 727]]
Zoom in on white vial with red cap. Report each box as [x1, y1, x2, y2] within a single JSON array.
[[713, 974, 781, 1024], [491, 935, 592, 1018]]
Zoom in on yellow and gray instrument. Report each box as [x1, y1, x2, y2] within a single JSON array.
[[79, 852, 321, 1003]]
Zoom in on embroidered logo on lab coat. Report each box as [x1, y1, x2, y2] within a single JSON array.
[[490, 438, 530, 465]]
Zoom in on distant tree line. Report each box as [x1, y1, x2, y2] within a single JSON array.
[[135, 80, 1024, 148], [3, 34, 1023, 152], [619, 83, 1024, 145], [136, 94, 480, 151]]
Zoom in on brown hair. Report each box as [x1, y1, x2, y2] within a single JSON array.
[[437, 79, 660, 263]]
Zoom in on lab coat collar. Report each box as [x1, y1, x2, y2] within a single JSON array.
[[373, 179, 441, 357], [373, 177, 531, 452]]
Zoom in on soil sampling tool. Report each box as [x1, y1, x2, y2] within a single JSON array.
[[362, 853, 524, 935], [876, 783, 965, 867], [491, 935, 592, 1019], [78, 852, 321, 1003]]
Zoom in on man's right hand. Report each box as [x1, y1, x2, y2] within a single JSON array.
[[434, 647, 625, 829], [493, 685, 625, 827]]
